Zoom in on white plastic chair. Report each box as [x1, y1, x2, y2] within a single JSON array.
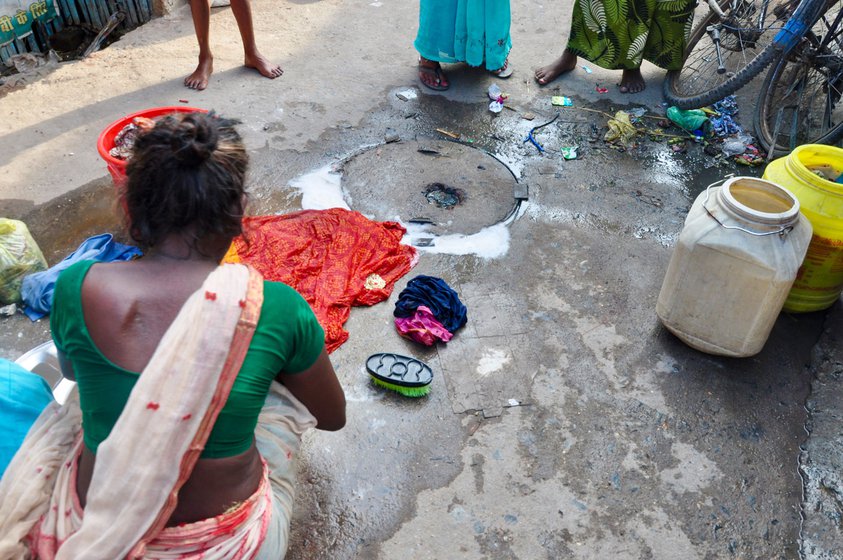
[[14, 340, 76, 405]]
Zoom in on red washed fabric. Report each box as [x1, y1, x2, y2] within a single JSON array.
[[226, 209, 417, 353]]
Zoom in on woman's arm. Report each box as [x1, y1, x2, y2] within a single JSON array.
[[278, 349, 346, 431]]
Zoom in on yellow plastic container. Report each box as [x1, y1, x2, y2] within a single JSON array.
[[763, 145, 843, 312], [657, 177, 812, 357]]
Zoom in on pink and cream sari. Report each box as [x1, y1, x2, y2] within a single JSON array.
[[0, 264, 316, 559]]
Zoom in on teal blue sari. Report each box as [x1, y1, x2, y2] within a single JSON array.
[[415, 0, 512, 71]]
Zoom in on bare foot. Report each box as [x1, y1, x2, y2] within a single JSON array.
[[418, 57, 449, 91], [535, 49, 577, 85], [245, 52, 283, 79], [185, 55, 213, 90], [619, 69, 646, 93]]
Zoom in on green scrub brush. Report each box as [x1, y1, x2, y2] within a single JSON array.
[[366, 353, 433, 397]]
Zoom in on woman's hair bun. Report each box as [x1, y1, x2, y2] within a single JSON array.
[[170, 113, 219, 166]]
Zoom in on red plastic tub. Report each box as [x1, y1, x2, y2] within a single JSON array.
[[97, 106, 208, 186]]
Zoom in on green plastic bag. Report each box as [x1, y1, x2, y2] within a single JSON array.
[[666, 107, 709, 133], [0, 219, 47, 304]]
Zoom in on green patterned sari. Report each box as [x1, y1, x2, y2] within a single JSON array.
[[567, 0, 696, 70]]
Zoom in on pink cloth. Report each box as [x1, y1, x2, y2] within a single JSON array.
[[394, 305, 453, 346]]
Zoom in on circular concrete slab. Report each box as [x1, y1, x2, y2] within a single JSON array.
[[340, 139, 517, 236]]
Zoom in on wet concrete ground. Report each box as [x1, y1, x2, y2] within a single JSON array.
[[1, 0, 842, 557]]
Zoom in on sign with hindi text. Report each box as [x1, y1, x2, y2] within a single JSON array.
[[0, 0, 58, 45]]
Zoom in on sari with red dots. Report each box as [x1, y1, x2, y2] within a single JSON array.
[[0, 264, 315, 559]]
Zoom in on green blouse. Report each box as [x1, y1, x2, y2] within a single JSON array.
[[50, 260, 324, 458]]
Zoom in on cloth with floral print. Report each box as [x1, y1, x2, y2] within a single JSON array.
[[567, 0, 696, 70]]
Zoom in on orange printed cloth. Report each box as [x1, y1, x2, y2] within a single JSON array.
[[224, 209, 417, 353]]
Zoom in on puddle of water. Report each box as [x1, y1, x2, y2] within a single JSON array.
[[411, 93, 765, 202], [288, 165, 350, 211]]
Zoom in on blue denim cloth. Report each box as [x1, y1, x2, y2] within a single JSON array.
[[0, 359, 54, 477], [20, 233, 143, 321], [393, 275, 467, 333]]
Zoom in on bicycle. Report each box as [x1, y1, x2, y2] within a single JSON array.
[[753, 0, 843, 154], [664, 0, 822, 109]]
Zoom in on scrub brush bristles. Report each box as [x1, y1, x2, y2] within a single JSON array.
[[366, 353, 433, 398], [369, 374, 431, 397]]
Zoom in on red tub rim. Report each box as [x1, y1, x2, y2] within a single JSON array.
[[96, 106, 209, 170]]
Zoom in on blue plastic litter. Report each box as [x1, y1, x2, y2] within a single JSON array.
[[710, 95, 744, 137], [21, 233, 143, 320], [523, 113, 559, 154]]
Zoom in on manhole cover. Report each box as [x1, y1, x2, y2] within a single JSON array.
[[340, 140, 517, 236]]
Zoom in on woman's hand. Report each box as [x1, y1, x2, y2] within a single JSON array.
[[279, 349, 346, 431]]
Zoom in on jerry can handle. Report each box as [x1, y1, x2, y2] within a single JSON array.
[[702, 176, 794, 238]]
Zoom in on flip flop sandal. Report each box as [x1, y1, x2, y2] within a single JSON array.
[[366, 353, 433, 397], [418, 64, 449, 91], [490, 58, 513, 79]]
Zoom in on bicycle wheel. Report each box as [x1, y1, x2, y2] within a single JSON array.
[[664, 0, 801, 108], [754, 2, 843, 154]]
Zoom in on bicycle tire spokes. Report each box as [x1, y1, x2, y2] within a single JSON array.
[[817, 5, 843, 49], [754, 3, 843, 156], [665, 0, 796, 106]]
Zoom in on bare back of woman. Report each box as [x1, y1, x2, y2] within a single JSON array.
[[74, 257, 265, 526]]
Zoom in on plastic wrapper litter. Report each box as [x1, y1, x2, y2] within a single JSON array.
[[604, 111, 637, 146], [0, 219, 48, 304]]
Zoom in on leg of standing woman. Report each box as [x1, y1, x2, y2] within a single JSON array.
[[619, 68, 646, 94], [415, 0, 457, 91], [535, 48, 578, 85], [553, 0, 657, 93], [418, 56, 450, 90], [483, 0, 513, 77], [185, 0, 214, 90], [229, 0, 283, 79]]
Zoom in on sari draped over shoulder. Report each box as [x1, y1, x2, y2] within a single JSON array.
[[414, 0, 512, 71], [0, 264, 317, 559]]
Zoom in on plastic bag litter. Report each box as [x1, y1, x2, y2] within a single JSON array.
[[488, 84, 506, 113], [707, 95, 743, 136], [604, 111, 637, 146], [4, 51, 59, 73], [0, 219, 47, 304], [710, 114, 742, 136], [722, 140, 747, 156], [713, 95, 739, 116], [666, 107, 709, 133]]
